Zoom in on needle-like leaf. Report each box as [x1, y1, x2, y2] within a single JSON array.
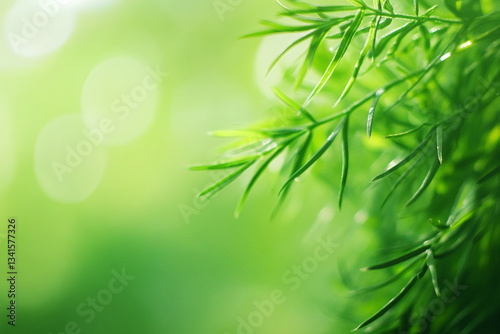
[[280, 119, 346, 193], [198, 161, 256, 199], [273, 88, 317, 123], [405, 158, 440, 207], [353, 265, 428, 331], [351, 257, 423, 295], [236, 145, 289, 217], [190, 155, 260, 171], [339, 117, 350, 208], [336, 16, 380, 105], [366, 88, 384, 137], [426, 249, 441, 297], [372, 131, 432, 181], [362, 244, 430, 271], [436, 125, 443, 164], [304, 9, 365, 107], [295, 28, 329, 90]]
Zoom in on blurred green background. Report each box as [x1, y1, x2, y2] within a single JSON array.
[[0, 0, 376, 333]]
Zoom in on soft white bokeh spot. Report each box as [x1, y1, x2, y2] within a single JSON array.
[[35, 113, 107, 203], [71, 0, 116, 11], [3, 0, 76, 58], [82, 56, 162, 146]]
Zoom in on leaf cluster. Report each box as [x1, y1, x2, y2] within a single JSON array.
[[192, 0, 500, 332]]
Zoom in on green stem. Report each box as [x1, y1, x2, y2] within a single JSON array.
[[364, 6, 462, 24]]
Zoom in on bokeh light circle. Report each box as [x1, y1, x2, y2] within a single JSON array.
[[3, 0, 76, 58], [81, 56, 162, 146], [35, 113, 107, 203]]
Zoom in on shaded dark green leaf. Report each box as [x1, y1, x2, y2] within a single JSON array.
[[372, 131, 432, 181], [352, 257, 423, 295], [353, 265, 427, 331], [362, 244, 430, 270], [406, 159, 440, 207], [380, 154, 425, 208]]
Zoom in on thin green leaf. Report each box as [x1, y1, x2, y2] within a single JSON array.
[[419, 24, 431, 53], [273, 88, 316, 123], [436, 125, 443, 164], [277, 131, 313, 209], [336, 16, 379, 105], [421, 5, 439, 17], [280, 5, 358, 15], [413, 0, 419, 15], [272, 134, 313, 218], [445, 181, 477, 227], [362, 244, 430, 270], [384, 21, 419, 59], [349, 0, 366, 7], [353, 265, 427, 331], [351, 257, 423, 295], [295, 29, 329, 91], [339, 117, 350, 208], [190, 155, 259, 171], [257, 128, 306, 137], [198, 161, 256, 199], [266, 30, 317, 76], [385, 123, 430, 138], [478, 164, 500, 184], [380, 154, 425, 208], [366, 88, 384, 137], [405, 159, 440, 207], [304, 9, 366, 107], [383, 0, 394, 14], [224, 139, 278, 157], [280, 119, 346, 193], [372, 131, 432, 181], [235, 145, 289, 217], [242, 21, 319, 38], [369, 15, 383, 63], [426, 250, 441, 297], [373, 22, 417, 58]]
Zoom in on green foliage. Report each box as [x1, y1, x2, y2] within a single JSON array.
[[193, 0, 500, 332]]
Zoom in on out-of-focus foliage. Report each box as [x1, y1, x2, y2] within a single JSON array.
[[196, 0, 500, 332]]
